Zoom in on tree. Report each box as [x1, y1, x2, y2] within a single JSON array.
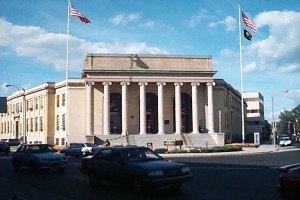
[[277, 105, 300, 135]]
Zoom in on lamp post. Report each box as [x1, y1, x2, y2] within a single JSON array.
[[5, 84, 26, 144], [271, 90, 288, 149]]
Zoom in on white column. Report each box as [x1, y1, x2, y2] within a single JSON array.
[[207, 82, 215, 133], [103, 82, 112, 135], [174, 82, 183, 134], [157, 82, 166, 134], [191, 82, 200, 134], [121, 82, 130, 135], [86, 81, 94, 135], [139, 82, 148, 135]]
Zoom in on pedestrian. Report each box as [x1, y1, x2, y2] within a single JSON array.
[[103, 139, 110, 147]]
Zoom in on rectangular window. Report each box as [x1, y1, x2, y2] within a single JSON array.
[[56, 95, 60, 107], [35, 117, 38, 131], [40, 97, 44, 109], [40, 116, 43, 131], [30, 100, 33, 110], [62, 114, 65, 131], [62, 94, 66, 106], [30, 118, 33, 132], [56, 115, 60, 131], [26, 119, 29, 132], [55, 138, 59, 145], [35, 98, 38, 110], [61, 138, 66, 146]]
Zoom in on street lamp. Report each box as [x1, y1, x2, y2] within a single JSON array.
[[271, 90, 288, 149], [5, 84, 26, 144]]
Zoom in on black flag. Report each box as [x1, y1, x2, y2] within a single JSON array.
[[244, 29, 252, 41]]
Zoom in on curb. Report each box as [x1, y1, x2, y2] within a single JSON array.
[[160, 146, 300, 158]]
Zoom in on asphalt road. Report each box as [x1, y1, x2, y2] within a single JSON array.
[[0, 150, 299, 200]]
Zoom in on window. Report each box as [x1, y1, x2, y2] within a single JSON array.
[[62, 94, 66, 106], [35, 117, 38, 131], [35, 98, 38, 110], [30, 118, 33, 132], [56, 95, 60, 107], [62, 114, 65, 131], [40, 116, 43, 131], [56, 115, 60, 131], [61, 138, 66, 145], [55, 138, 59, 145], [40, 97, 44, 109]]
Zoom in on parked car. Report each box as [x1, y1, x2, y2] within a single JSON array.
[[0, 141, 10, 155], [12, 144, 68, 172], [279, 136, 292, 146], [61, 143, 101, 157], [80, 146, 192, 192], [277, 163, 300, 199]]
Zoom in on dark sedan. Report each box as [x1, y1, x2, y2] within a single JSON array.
[[12, 144, 68, 172], [61, 143, 101, 157], [0, 142, 10, 154], [277, 163, 300, 199], [80, 146, 192, 193]]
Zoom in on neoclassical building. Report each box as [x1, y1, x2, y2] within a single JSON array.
[[1, 54, 244, 148]]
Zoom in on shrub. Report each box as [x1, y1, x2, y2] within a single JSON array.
[[170, 148, 188, 153], [154, 148, 168, 154], [189, 148, 201, 153]]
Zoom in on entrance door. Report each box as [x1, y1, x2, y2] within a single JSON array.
[[15, 121, 19, 139]]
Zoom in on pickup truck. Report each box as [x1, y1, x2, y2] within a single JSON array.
[[80, 146, 192, 193]]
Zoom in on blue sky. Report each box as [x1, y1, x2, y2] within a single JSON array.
[[0, 0, 299, 123]]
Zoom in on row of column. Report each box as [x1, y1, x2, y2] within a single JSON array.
[[85, 81, 215, 136]]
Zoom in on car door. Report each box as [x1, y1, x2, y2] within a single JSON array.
[[16, 145, 32, 166], [91, 149, 127, 182]]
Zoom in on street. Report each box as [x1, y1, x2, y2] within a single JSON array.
[[0, 149, 299, 200]]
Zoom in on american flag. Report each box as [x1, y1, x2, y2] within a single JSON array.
[[70, 3, 91, 24], [241, 11, 256, 33]]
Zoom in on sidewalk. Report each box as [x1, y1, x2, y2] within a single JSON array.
[[161, 144, 300, 158]]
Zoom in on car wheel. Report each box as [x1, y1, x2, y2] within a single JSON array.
[[89, 172, 101, 187], [132, 178, 143, 193]]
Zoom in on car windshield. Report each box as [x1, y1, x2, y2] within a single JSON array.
[[86, 143, 97, 147], [123, 148, 163, 163], [281, 137, 290, 140], [26, 145, 55, 153]]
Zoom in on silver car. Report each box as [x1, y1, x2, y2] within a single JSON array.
[[12, 144, 68, 172]]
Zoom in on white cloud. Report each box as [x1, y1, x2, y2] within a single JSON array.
[[108, 13, 141, 25], [209, 16, 237, 31], [0, 19, 167, 72], [188, 9, 208, 27], [220, 49, 236, 57], [246, 11, 300, 73], [243, 61, 257, 73]]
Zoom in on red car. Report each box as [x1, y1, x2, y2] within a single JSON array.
[[277, 163, 300, 199]]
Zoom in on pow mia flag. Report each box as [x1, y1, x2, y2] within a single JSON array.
[[244, 29, 252, 41]]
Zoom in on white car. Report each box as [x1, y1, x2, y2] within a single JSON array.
[[279, 137, 292, 146]]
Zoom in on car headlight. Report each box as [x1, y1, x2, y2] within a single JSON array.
[[148, 171, 164, 176], [181, 167, 190, 173]]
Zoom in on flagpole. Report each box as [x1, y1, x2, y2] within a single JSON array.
[[65, 0, 70, 146], [238, 5, 245, 144]]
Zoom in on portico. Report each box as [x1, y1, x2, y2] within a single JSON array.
[[82, 54, 218, 139]]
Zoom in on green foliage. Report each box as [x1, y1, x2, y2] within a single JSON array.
[[201, 146, 242, 153], [154, 148, 168, 154], [278, 105, 300, 134]]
